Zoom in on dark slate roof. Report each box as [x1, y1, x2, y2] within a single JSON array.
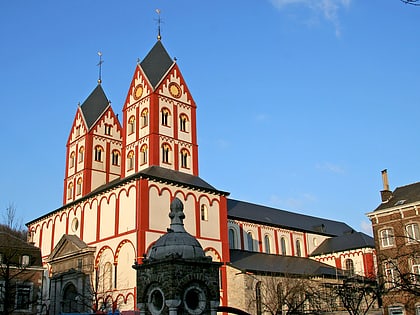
[[140, 41, 174, 89], [26, 166, 228, 226], [80, 84, 110, 129], [227, 199, 353, 237], [310, 232, 374, 256], [229, 249, 345, 278], [374, 182, 420, 211]]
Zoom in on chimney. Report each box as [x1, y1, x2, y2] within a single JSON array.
[[380, 169, 393, 203]]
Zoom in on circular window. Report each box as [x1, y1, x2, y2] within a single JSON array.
[[183, 285, 206, 315], [71, 218, 79, 232], [148, 287, 165, 315]]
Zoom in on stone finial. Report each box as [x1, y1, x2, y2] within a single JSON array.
[[169, 198, 186, 232]]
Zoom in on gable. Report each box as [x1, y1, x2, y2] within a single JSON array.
[[48, 234, 95, 262]]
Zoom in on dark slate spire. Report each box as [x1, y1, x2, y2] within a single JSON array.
[[140, 41, 174, 89], [80, 84, 110, 129]]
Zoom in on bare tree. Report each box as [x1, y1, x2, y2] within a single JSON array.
[[246, 274, 333, 315], [334, 277, 381, 315], [400, 0, 420, 6], [0, 228, 43, 315], [2, 203, 25, 239]]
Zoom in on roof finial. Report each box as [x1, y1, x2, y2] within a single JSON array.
[[156, 9, 162, 41], [97, 51, 104, 84]]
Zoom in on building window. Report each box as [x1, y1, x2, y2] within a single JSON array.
[[70, 152, 75, 168], [103, 262, 112, 291], [179, 114, 188, 132], [345, 258, 354, 277], [140, 145, 148, 165], [127, 151, 134, 170], [389, 306, 404, 315], [280, 237, 287, 255], [94, 146, 103, 162], [264, 235, 271, 254], [112, 150, 120, 166], [76, 178, 82, 195], [256, 281, 262, 315], [180, 149, 189, 168], [128, 116, 135, 134], [201, 205, 208, 221], [141, 109, 148, 127], [296, 239, 302, 257], [161, 108, 170, 126], [247, 231, 255, 251], [67, 183, 73, 199], [78, 146, 84, 162], [384, 260, 398, 288], [380, 228, 395, 247], [21, 255, 30, 267], [105, 124, 112, 135], [162, 144, 171, 164], [15, 284, 31, 310], [411, 257, 420, 283], [76, 125, 80, 137], [229, 229, 237, 249], [406, 223, 420, 243]]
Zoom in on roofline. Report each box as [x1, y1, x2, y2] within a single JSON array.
[[366, 200, 420, 218], [26, 170, 229, 226]]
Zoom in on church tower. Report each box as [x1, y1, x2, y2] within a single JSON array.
[[63, 84, 123, 204], [121, 40, 198, 178]]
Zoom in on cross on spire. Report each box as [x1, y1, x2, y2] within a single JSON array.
[[97, 51, 104, 84], [156, 9, 162, 41]]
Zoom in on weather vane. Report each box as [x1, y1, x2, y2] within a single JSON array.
[[156, 9, 162, 41], [97, 51, 104, 84]]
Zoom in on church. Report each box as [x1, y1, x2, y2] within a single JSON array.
[[26, 36, 377, 314]]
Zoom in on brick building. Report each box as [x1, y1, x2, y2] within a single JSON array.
[[367, 170, 420, 315]]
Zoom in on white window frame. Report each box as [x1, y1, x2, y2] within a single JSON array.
[[380, 228, 395, 247], [406, 223, 420, 243]]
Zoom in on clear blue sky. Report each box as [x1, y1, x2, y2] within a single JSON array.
[[1, 1, 419, 235]]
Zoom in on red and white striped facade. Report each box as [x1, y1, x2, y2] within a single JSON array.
[[27, 41, 230, 311]]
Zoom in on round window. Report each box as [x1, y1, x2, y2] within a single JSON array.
[[183, 285, 206, 315], [148, 287, 165, 315]]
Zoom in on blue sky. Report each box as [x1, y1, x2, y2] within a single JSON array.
[[1, 1, 419, 235]]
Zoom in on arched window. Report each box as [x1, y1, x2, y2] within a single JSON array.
[[201, 205, 208, 221], [128, 116, 135, 134], [112, 150, 120, 166], [247, 231, 255, 251], [127, 151, 134, 170], [78, 146, 84, 162], [406, 223, 420, 243], [229, 229, 237, 249], [296, 239, 302, 257], [140, 145, 148, 165], [162, 144, 171, 164], [94, 146, 103, 162], [180, 149, 189, 168], [67, 183, 73, 200], [76, 178, 82, 195], [141, 109, 148, 127], [70, 152, 75, 168], [345, 258, 354, 277], [280, 237, 287, 255], [179, 114, 188, 132], [264, 235, 271, 254], [161, 108, 170, 126]]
